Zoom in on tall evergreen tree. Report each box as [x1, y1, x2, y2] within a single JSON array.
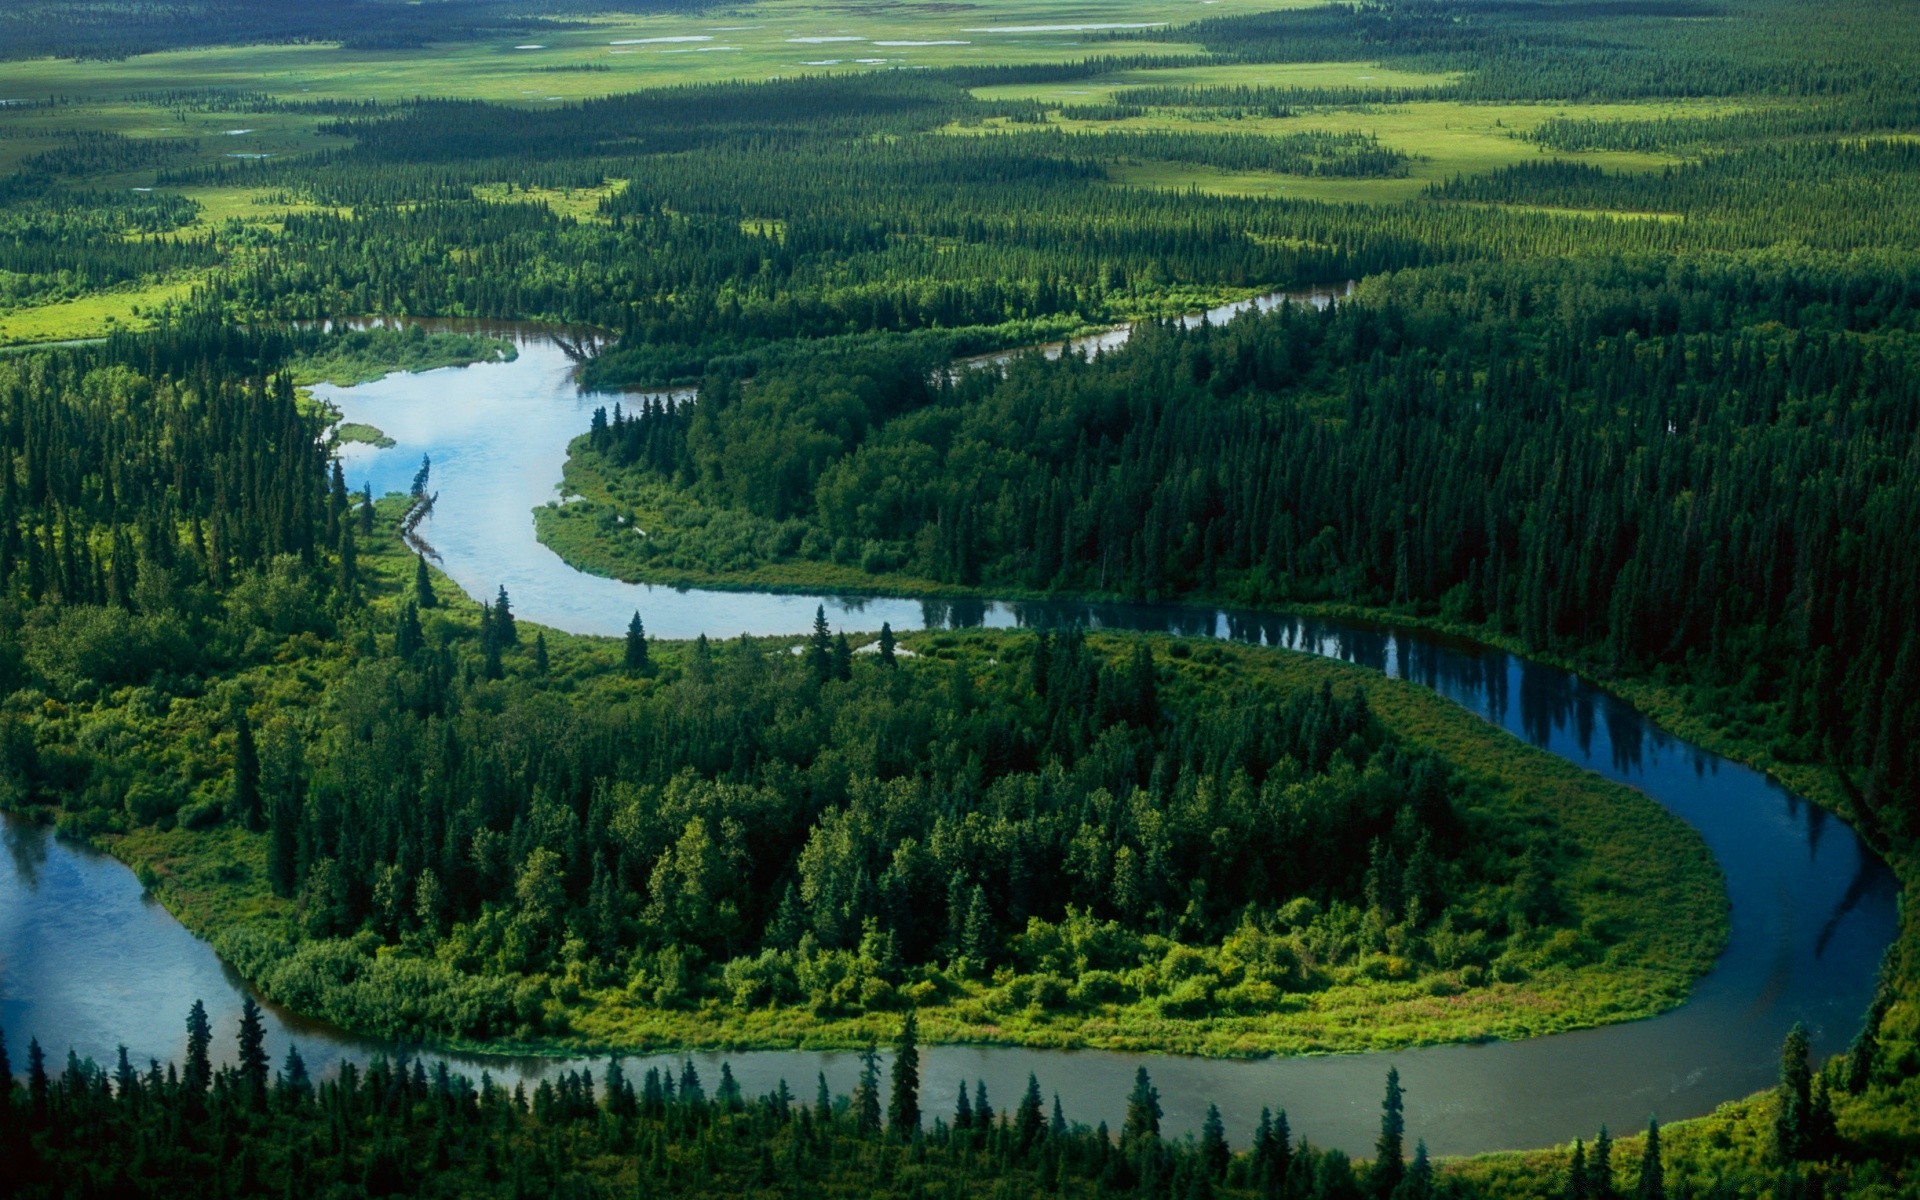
[[1775, 1023, 1812, 1161], [1122, 1067, 1161, 1147], [237, 995, 270, 1110], [1201, 1102, 1229, 1179], [887, 1011, 919, 1141], [232, 707, 262, 831], [1015, 1073, 1045, 1153], [184, 1000, 212, 1094], [414, 554, 437, 608], [808, 605, 833, 682], [1373, 1067, 1405, 1197], [853, 1044, 882, 1135], [878, 621, 897, 668], [1634, 1118, 1664, 1200], [493, 586, 517, 645], [624, 611, 650, 673]]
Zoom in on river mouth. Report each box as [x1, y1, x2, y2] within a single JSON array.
[[0, 301, 1899, 1161]]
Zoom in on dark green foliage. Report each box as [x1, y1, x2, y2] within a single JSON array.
[[887, 1011, 919, 1140], [4, 1002, 1454, 1200]]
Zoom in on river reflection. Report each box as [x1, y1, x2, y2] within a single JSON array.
[[0, 315, 1899, 1160]]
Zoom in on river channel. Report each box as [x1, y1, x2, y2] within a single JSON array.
[[0, 293, 1898, 1158]]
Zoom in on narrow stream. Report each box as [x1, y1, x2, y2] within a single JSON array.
[[0, 291, 1898, 1159]]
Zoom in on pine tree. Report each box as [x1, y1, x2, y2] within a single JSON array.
[[1592, 1126, 1614, 1199], [878, 621, 897, 668], [973, 1079, 993, 1128], [533, 631, 549, 675], [493, 586, 517, 645], [1634, 1118, 1664, 1200], [357, 484, 374, 536], [414, 554, 437, 607], [232, 707, 262, 831], [237, 995, 269, 1110], [1373, 1066, 1405, 1198], [887, 1011, 919, 1141], [184, 1000, 213, 1093], [1564, 1139, 1589, 1200], [954, 1080, 973, 1131], [1200, 1102, 1229, 1179], [1399, 1140, 1434, 1200], [832, 632, 853, 682], [1775, 1023, 1812, 1161], [625, 611, 651, 673], [395, 600, 424, 660], [808, 605, 833, 682], [27, 1038, 48, 1122], [1122, 1067, 1161, 1146], [1015, 1072, 1045, 1153], [853, 1044, 882, 1135]]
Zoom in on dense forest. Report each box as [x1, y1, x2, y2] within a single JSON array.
[[3, 0, 1920, 1195], [555, 253, 1920, 852], [0, 1004, 1869, 1199]]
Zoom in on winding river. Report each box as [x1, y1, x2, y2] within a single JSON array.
[[0, 296, 1899, 1160]]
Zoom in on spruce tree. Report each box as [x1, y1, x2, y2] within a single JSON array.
[[973, 1079, 993, 1127], [832, 631, 853, 682], [1635, 1118, 1664, 1200], [27, 1038, 48, 1122], [533, 631, 549, 675], [853, 1044, 881, 1134], [1775, 1023, 1812, 1161], [357, 484, 374, 536], [237, 995, 269, 1110], [887, 1011, 919, 1140], [184, 1000, 212, 1093], [808, 605, 833, 681], [625, 611, 650, 673], [878, 621, 897, 668], [1592, 1126, 1614, 1199], [232, 707, 262, 831], [414, 554, 437, 607], [395, 600, 423, 660], [1015, 1072, 1045, 1153], [1564, 1139, 1589, 1200], [1122, 1067, 1161, 1146], [493, 586, 517, 645], [1373, 1066, 1405, 1198], [1201, 1102, 1229, 1179]]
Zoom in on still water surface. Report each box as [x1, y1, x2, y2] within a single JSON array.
[[0, 303, 1898, 1158]]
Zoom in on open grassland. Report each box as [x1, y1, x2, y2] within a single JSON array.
[[0, 0, 1302, 106]]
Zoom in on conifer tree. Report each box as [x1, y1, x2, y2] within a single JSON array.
[[887, 1010, 919, 1140], [1373, 1067, 1405, 1197], [232, 707, 262, 831], [1015, 1073, 1045, 1153], [625, 611, 650, 673], [237, 995, 269, 1110], [493, 586, 517, 645], [853, 1044, 881, 1135], [808, 605, 833, 682], [414, 554, 437, 608], [1775, 1023, 1812, 1161], [878, 621, 897, 668], [832, 631, 853, 682], [395, 600, 423, 660], [1635, 1119, 1664, 1200], [1201, 1102, 1229, 1179], [184, 1000, 212, 1094], [1122, 1067, 1161, 1146], [954, 1080, 973, 1131], [533, 631, 549, 675], [1592, 1127, 1614, 1199]]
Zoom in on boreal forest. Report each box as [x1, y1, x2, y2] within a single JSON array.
[[0, 0, 1916, 1198]]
